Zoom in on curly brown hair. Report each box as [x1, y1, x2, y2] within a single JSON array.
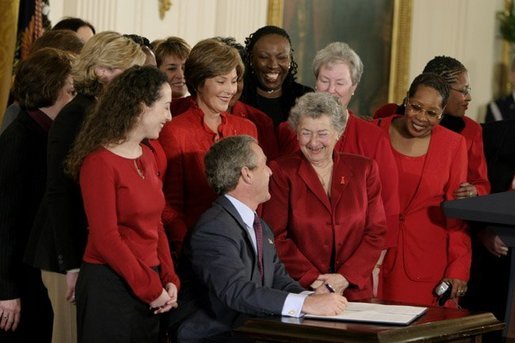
[[65, 65, 168, 179]]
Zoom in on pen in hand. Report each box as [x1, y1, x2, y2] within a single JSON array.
[[325, 283, 336, 293]]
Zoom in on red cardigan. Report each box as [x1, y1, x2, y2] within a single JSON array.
[[276, 112, 399, 248], [261, 151, 387, 300], [159, 102, 258, 254], [80, 145, 179, 304]]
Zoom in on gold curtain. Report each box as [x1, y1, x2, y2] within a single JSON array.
[[0, 0, 19, 123]]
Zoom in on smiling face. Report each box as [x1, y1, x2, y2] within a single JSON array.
[[196, 68, 238, 115], [139, 83, 172, 139], [445, 71, 471, 118], [315, 62, 357, 108], [297, 114, 339, 166], [159, 54, 188, 98], [404, 85, 444, 138], [251, 34, 291, 92]]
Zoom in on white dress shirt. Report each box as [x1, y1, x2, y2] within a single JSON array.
[[224, 194, 308, 317]]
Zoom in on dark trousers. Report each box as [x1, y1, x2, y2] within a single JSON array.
[[76, 263, 160, 343], [0, 267, 53, 343]]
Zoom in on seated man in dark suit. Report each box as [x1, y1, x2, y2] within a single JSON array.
[[176, 135, 347, 342]]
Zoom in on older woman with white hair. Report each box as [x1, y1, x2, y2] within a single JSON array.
[[261, 92, 387, 300], [278, 43, 399, 296]]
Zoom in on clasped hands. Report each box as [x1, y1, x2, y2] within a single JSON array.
[[149, 283, 178, 314]]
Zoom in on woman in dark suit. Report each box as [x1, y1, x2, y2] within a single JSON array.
[[261, 92, 387, 300], [0, 48, 75, 342]]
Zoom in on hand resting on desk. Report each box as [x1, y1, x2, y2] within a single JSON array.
[[302, 293, 348, 316]]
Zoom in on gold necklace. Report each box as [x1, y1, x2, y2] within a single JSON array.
[[133, 159, 145, 179]]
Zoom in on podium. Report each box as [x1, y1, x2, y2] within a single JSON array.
[[442, 191, 515, 338]]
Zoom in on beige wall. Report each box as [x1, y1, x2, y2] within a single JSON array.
[[48, 0, 268, 46], [410, 0, 504, 122]]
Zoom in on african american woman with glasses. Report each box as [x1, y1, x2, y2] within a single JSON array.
[[422, 56, 490, 199], [375, 73, 471, 307]]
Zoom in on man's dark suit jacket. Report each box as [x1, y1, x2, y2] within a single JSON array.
[[177, 196, 305, 341], [485, 94, 515, 123], [482, 120, 515, 193]]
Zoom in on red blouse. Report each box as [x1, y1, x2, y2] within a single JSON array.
[[159, 102, 258, 254], [80, 145, 179, 304]]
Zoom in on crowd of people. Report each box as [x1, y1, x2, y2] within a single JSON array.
[[0, 16, 511, 343]]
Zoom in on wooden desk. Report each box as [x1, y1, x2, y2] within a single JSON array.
[[234, 306, 503, 342]]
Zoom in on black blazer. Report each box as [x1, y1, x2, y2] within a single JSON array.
[[0, 110, 49, 298], [481, 119, 515, 193], [485, 94, 515, 123], [25, 94, 94, 272], [176, 196, 304, 340]]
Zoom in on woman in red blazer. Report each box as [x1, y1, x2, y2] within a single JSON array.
[[376, 73, 471, 307], [159, 39, 257, 256], [422, 56, 490, 198], [261, 92, 387, 300]]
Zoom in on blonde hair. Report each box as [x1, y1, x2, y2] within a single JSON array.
[[72, 31, 146, 96], [185, 38, 244, 96]]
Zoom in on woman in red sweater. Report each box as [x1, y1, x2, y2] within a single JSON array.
[[66, 66, 179, 342], [158, 38, 257, 256]]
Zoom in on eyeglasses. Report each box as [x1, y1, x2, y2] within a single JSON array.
[[405, 100, 443, 120], [449, 85, 471, 97]]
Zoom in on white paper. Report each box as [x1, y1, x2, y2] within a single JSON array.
[[304, 302, 427, 325]]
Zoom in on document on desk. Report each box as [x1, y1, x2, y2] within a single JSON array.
[[305, 302, 427, 325]]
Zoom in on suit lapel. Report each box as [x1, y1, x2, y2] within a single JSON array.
[[329, 153, 352, 209], [215, 196, 263, 283], [298, 156, 332, 212]]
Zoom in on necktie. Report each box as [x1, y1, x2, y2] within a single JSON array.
[[253, 214, 264, 281]]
